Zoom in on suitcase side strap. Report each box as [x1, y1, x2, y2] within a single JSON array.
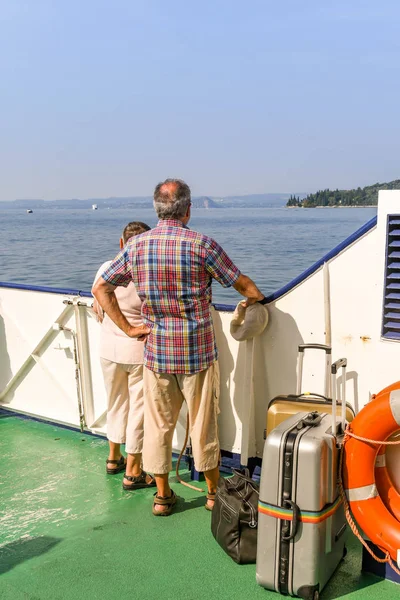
[[258, 496, 342, 524]]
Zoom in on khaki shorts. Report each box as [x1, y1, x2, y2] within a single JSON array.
[[100, 358, 144, 455], [142, 361, 220, 474]]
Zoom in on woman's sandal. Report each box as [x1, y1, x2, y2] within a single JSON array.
[[152, 490, 177, 517], [123, 471, 156, 491], [106, 455, 126, 474], [205, 492, 216, 511]]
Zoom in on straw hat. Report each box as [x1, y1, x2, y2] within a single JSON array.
[[230, 301, 269, 342]]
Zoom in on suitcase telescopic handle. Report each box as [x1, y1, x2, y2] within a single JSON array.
[[298, 344, 332, 353], [331, 358, 347, 436], [296, 344, 332, 396], [331, 358, 347, 374]]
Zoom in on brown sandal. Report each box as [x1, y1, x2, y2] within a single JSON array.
[[205, 492, 216, 511], [106, 455, 126, 474], [152, 490, 177, 517], [123, 471, 156, 491]]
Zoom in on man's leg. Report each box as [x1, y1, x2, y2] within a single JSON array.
[[122, 364, 154, 485], [142, 368, 183, 513], [204, 466, 219, 509], [180, 361, 220, 509], [154, 474, 170, 498]]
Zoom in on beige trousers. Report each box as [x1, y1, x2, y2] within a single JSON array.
[[100, 359, 144, 455], [142, 361, 220, 474]]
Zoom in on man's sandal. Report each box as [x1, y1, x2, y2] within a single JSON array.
[[123, 471, 156, 491], [205, 492, 216, 511], [106, 455, 126, 474], [152, 490, 177, 517]]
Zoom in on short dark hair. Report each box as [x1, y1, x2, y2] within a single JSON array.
[[122, 221, 150, 243], [153, 178, 191, 220]]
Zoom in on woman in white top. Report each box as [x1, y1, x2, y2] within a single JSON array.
[[92, 221, 156, 491]]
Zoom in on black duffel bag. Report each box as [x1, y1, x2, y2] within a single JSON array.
[[211, 468, 259, 564]]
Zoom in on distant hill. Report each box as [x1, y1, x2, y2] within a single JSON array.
[[1, 192, 308, 210], [191, 196, 221, 208], [286, 180, 400, 208], [214, 193, 307, 208]]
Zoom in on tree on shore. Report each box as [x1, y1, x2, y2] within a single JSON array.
[[287, 179, 400, 207], [286, 194, 302, 207]]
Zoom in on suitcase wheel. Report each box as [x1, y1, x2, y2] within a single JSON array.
[[298, 585, 320, 600]]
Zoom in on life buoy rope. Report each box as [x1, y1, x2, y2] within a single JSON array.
[[175, 413, 222, 494], [175, 413, 204, 492], [345, 430, 400, 445]]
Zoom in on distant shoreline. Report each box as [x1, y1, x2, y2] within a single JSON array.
[[286, 205, 377, 209]]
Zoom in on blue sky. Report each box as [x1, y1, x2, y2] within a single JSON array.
[[1, 1, 399, 200]]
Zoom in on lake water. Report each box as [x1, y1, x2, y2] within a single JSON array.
[[0, 207, 377, 305]]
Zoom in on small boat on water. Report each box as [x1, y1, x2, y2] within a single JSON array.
[[1, 189, 400, 597], [26, 209, 33, 213], [92, 204, 98, 210]]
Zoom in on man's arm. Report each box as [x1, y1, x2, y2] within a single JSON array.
[[92, 277, 150, 340], [233, 273, 265, 306]]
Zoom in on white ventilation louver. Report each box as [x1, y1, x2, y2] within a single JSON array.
[[383, 215, 400, 340]]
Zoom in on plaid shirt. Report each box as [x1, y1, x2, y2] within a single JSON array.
[[101, 219, 241, 374]]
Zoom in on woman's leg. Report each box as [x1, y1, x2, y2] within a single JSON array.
[[100, 358, 129, 471], [108, 441, 122, 462], [123, 364, 153, 485]]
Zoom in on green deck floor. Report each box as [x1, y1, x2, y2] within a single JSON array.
[[0, 412, 396, 600]]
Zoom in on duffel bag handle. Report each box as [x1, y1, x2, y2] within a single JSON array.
[[228, 468, 259, 490]]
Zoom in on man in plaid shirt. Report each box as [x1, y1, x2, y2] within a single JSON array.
[[93, 179, 265, 516]]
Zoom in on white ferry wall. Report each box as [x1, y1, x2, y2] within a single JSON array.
[[0, 190, 399, 484]]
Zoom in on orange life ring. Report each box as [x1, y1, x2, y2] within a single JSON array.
[[343, 387, 400, 561], [373, 381, 400, 398], [373, 382, 400, 522], [375, 443, 400, 522]]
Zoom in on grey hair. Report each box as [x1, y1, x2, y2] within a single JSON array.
[[153, 178, 191, 220]]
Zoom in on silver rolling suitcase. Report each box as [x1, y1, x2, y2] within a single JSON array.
[[256, 359, 348, 600]]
